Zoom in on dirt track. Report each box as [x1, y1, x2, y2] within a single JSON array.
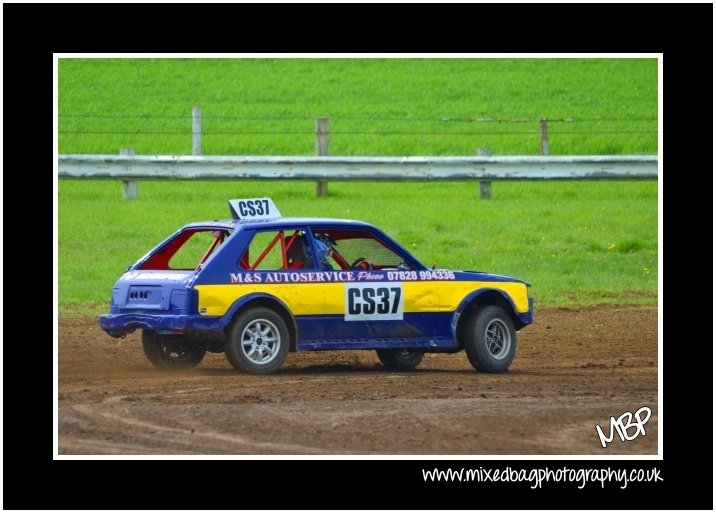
[[58, 308, 658, 455]]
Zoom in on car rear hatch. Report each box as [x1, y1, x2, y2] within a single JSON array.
[[110, 270, 196, 312]]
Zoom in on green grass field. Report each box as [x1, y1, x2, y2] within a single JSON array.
[[59, 180, 657, 313], [57, 58, 658, 313], [59, 58, 657, 156]]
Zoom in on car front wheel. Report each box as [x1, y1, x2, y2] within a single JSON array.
[[464, 305, 516, 373], [376, 348, 424, 371], [225, 307, 289, 374]]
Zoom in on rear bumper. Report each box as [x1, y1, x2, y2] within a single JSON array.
[[99, 312, 223, 336]]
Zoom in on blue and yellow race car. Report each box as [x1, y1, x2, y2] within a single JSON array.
[[100, 198, 533, 374]]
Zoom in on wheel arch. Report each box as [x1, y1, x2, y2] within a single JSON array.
[[222, 293, 299, 351], [452, 289, 525, 348]]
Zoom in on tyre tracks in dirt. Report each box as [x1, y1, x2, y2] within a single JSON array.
[[58, 307, 658, 455]]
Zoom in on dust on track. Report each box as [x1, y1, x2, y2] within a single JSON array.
[[58, 307, 658, 455]]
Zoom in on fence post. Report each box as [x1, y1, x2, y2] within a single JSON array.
[[192, 106, 202, 156], [477, 147, 492, 199], [315, 117, 329, 197], [539, 118, 549, 156], [120, 147, 137, 199]]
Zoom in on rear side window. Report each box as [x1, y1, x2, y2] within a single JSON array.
[[239, 229, 313, 270], [138, 228, 232, 270]]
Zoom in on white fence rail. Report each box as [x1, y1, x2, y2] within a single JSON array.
[[58, 155, 657, 181]]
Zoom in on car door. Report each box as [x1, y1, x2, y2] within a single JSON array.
[[309, 227, 444, 347]]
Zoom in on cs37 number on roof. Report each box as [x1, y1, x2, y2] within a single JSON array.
[[228, 198, 282, 220]]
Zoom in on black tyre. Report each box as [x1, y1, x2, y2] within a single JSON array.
[[225, 307, 289, 374], [142, 330, 206, 369], [464, 305, 516, 373], [376, 348, 424, 371]]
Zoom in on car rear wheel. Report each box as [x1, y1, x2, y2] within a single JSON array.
[[376, 348, 424, 371], [464, 305, 516, 373], [142, 330, 206, 369], [225, 307, 289, 374]]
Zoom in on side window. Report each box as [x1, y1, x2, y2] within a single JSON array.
[[239, 229, 313, 270], [243, 231, 284, 270], [139, 228, 231, 270], [312, 229, 408, 270], [169, 231, 218, 269]]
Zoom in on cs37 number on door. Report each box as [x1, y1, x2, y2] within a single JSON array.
[[345, 283, 404, 321]]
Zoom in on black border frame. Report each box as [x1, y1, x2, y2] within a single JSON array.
[[3, 3, 712, 510]]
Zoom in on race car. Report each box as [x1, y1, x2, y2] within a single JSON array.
[[100, 198, 533, 374]]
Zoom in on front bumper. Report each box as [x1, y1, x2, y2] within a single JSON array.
[[516, 296, 535, 327]]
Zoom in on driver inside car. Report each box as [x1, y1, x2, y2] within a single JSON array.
[[314, 237, 335, 271], [314, 233, 374, 270]]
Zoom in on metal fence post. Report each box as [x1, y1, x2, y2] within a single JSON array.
[[539, 119, 549, 156], [120, 147, 137, 199], [478, 148, 492, 199], [193, 106, 202, 156], [315, 117, 329, 197]]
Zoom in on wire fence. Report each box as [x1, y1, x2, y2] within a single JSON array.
[[58, 114, 657, 123], [58, 110, 658, 198], [58, 111, 658, 156], [59, 130, 657, 136]]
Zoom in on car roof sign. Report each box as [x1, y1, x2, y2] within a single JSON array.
[[228, 198, 282, 220]]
